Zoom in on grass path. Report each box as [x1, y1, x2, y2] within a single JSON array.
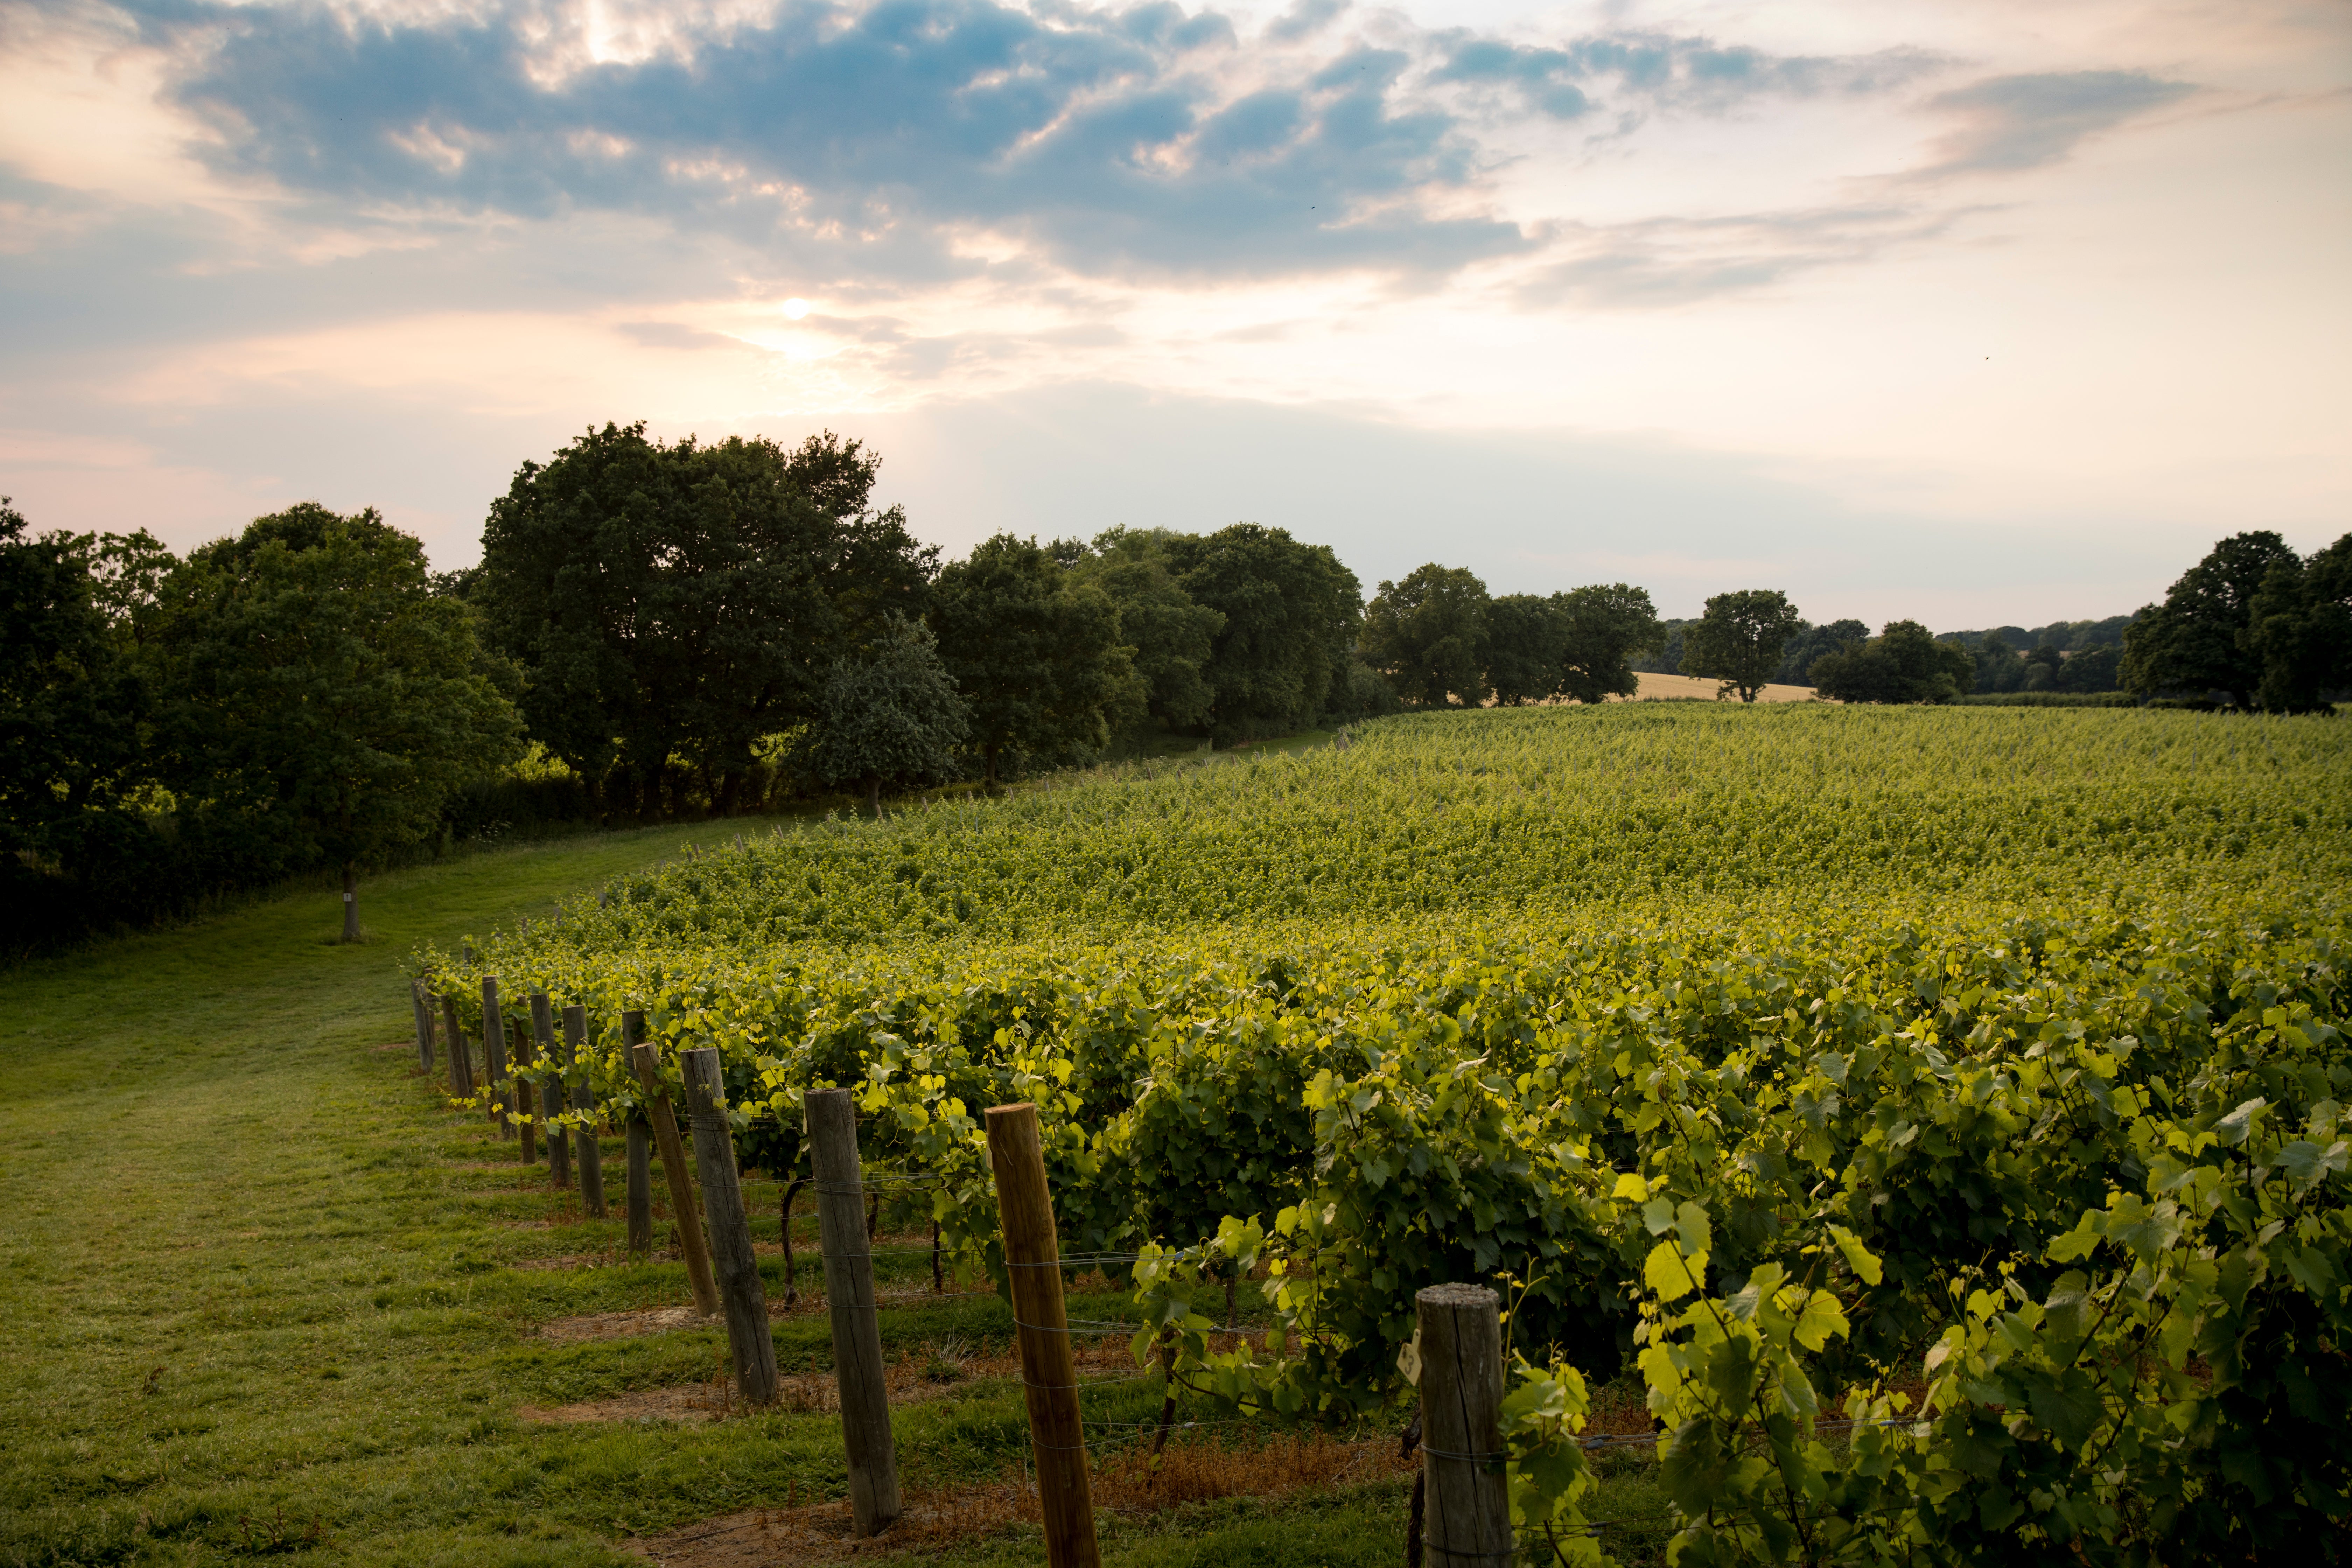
[[0, 820, 1444, 1568]]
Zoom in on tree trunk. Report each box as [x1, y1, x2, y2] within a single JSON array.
[[983, 746, 999, 788], [866, 775, 881, 816], [340, 864, 360, 943], [715, 769, 740, 817]]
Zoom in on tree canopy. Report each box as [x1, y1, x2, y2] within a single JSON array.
[[0, 499, 167, 901], [1068, 529, 1225, 732], [930, 533, 1139, 784], [1481, 586, 1662, 705], [1807, 620, 1975, 705], [1682, 590, 1805, 703], [2121, 531, 2298, 708], [476, 424, 932, 811], [1163, 525, 1362, 743], [2248, 533, 2352, 714], [810, 615, 970, 812], [1362, 563, 1490, 708], [1556, 583, 1664, 704], [148, 504, 521, 938]]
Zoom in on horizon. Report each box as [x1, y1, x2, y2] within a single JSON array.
[[4, 0, 2345, 624]]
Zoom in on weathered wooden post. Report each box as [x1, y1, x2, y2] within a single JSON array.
[[806, 1088, 902, 1535], [620, 1013, 654, 1255], [441, 995, 473, 1098], [481, 976, 512, 1140], [561, 1005, 606, 1217], [410, 982, 435, 1073], [531, 994, 569, 1190], [986, 1100, 1098, 1568], [1414, 1283, 1512, 1568], [513, 1017, 538, 1165], [624, 1012, 720, 1317], [681, 1048, 779, 1404]]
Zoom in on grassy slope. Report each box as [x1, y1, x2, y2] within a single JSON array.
[[0, 819, 1459, 1568]]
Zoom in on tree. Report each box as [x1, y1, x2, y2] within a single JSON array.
[[2056, 645, 2122, 693], [476, 424, 933, 815], [1807, 620, 1976, 704], [1484, 594, 1567, 706], [0, 501, 174, 927], [1775, 619, 1869, 687], [929, 534, 1140, 785], [810, 616, 969, 813], [149, 504, 521, 940], [1555, 583, 1664, 704], [1969, 632, 2028, 694], [1362, 564, 1491, 708], [1682, 590, 1805, 703], [2121, 532, 2299, 708], [1163, 525, 1363, 744], [2248, 533, 2352, 713], [1630, 620, 1693, 677], [1069, 529, 1226, 732]]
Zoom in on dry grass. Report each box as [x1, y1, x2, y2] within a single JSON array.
[[1622, 672, 1818, 704]]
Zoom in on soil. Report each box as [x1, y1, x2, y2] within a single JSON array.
[[623, 1432, 1415, 1566]]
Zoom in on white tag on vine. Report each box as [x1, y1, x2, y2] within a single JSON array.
[[1396, 1328, 1422, 1387]]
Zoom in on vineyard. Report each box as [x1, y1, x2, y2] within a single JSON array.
[[417, 704, 2352, 1563]]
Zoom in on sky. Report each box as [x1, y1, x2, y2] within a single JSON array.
[[2, 0, 2346, 626]]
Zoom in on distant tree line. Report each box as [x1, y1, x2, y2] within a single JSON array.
[[5, 421, 2346, 953], [1625, 532, 2349, 710], [1354, 564, 1665, 709]]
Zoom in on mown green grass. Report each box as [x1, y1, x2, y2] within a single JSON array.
[[2, 810, 1665, 1567]]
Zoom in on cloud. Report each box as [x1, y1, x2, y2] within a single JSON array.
[[1920, 70, 2196, 176], [112, 0, 1521, 285], [1266, 0, 1347, 45], [1515, 204, 1974, 308], [614, 321, 744, 350], [70, 0, 1986, 295], [1426, 30, 1948, 122]]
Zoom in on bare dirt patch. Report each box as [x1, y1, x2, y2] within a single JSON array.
[[537, 1303, 721, 1343], [623, 1432, 1413, 1565]]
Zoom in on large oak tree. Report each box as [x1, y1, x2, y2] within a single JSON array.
[[2123, 531, 2301, 709], [1362, 563, 1491, 708], [1162, 525, 1362, 744], [475, 425, 933, 813], [1682, 589, 1805, 704], [148, 504, 520, 940]]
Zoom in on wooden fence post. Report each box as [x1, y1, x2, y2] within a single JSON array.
[[410, 982, 435, 1073], [441, 995, 473, 1099], [806, 1088, 902, 1536], [561, 1005, 606, 1218], [621, 1011, 653, 1255], [514, 1017, 538, 1165], [532, 994, 569, 1190], [1415, 1283, 1512, 1568], [681, 1048, 779, 1405], [482, 976, 512, 1140], [986, 1100, 1099, 1568], [624, 1014, 721, 1317]]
